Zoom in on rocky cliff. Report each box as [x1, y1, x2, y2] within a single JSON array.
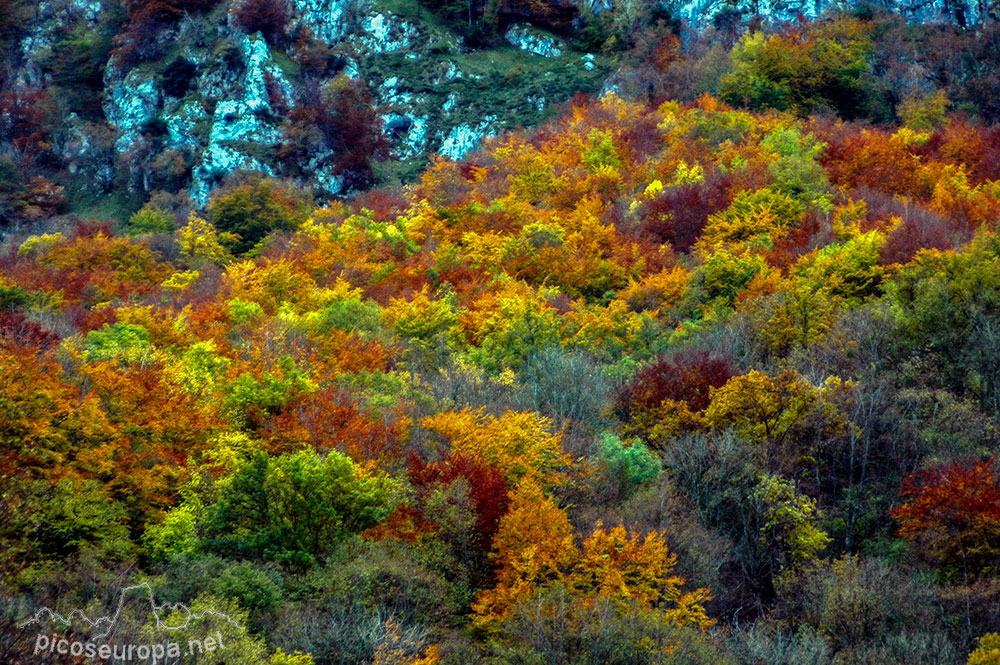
[[676, 0, 992, 28], [7, 0, 611, 215], [3, 0, 995, 222]]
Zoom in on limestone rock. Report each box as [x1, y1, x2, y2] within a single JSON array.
[[438, 116, 498, 161], [505, 23, 565, 57], [357, 12, 419, 53], [103, 71, 161, 153]]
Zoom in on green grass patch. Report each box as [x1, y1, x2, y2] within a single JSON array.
[[58, 170, 147, 227]]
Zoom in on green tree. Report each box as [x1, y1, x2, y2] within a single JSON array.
[[127, 205, 174, 235], [142, 594, 269, 665], [209, 179, 310, 254], [8, 478, 135, 575], [582, 129, 621, 173], [761, 127, 832, 210], [82, 323, 155, 365], [887, 233, 1000, 412], [222, 356, 316, 429], [719, 20, 872, 118], [793, 230, 886, 303], [754, 473, 831, 571], [597, 432, 660, 498], [204, 449, 397, 566]]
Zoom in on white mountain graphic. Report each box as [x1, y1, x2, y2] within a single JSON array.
[[19, 582, 244, 640]]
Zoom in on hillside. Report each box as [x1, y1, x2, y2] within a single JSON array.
[[4, 0, 1000, 229], [6, 86, 1000, 662], [3, 0, 619, 223]]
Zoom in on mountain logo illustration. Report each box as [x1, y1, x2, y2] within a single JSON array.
[[19, 582, 244, 640]]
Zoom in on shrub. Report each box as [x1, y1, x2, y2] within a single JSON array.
[[45, 24, 114, 118], [229, 0, 291, 43], [208, 178, 310, 254], [115, 0, 218, 66], [271, 650, 313, 665], [160, 57, 198, 97], [772, 555, 953, 663], [727, 624, 833, 665], [0, 90, 58, 170], [278, 77, 388, 191], [271, 601, 427, 665], [494, 587, 729, 664], [317, 538, 461, 627], [613, 346, 737, 420]]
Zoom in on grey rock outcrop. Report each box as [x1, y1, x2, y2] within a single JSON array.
[[189, 33, 293, 203], [673, 0, 990, 27], [103, 71, 162, 153], [505, 23, 565, 57], [356, 12, 420, 52], [10, 0, 608, 206], [439, 117, 499, 161], [291, 0, 358, 42]]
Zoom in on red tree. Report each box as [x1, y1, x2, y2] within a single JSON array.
[[892, 458, 1000, 583], [637, 173, 732, 253], [614, 347, 738, 420], [408, 452, 511, 556]]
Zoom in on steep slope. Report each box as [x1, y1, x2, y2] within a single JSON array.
[[1, 0, 997, 229], [5, 0, 611, 217]]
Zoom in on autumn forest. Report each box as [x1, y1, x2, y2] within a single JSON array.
[[6, 6, 1000, 665]]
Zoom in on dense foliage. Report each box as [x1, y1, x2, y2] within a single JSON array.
[[9, 7, 1000, 663], [9, 4, 1000, 231]]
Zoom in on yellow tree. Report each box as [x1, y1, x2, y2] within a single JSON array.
[[750, 279, 837, 357], [177, 213, 233, 266], [472, 481, 714, 633], [421, 408, 570, 485], [384, 285, 458, 340], [568, 523, 714, 628], [703, 370, 853, 470], [703, 370, 819, 445], [969, 634, 1000, 665], [471, 478, 576, 630], [754, 473, 831, 571]]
